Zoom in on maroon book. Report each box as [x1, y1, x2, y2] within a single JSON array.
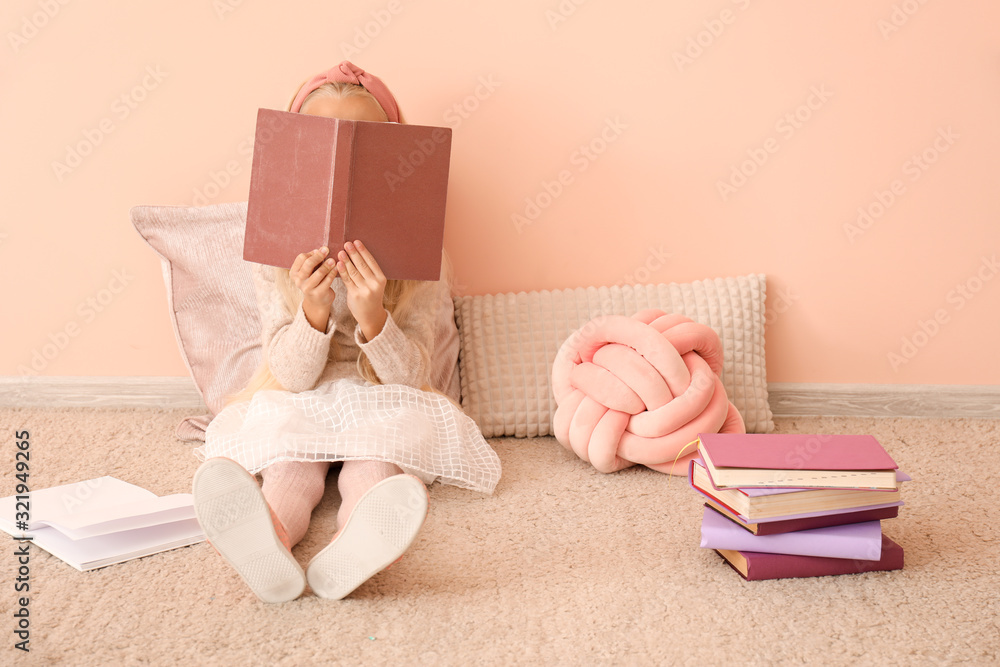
[[716, 534, 904, 581], [244, 108, 452, 281], [703, 500, 900, 536]]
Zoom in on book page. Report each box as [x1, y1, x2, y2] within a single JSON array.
[[0, 477, 156, 535]]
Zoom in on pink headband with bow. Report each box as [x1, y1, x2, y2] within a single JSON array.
[[288, 61, 400, 122]]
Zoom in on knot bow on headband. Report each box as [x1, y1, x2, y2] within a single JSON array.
[[288, 60, 400, 123]]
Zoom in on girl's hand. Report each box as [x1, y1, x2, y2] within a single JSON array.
[[288, 247, 337, 314], [336, 240, 387, 340]]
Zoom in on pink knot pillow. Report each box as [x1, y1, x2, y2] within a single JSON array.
[[552, 309, 745, 474]]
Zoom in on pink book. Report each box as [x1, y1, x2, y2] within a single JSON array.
[[244, 108, 452, 281], [715, 534, 904, 581], [700, 506, 884, 560], [697, 433, 898, 490]]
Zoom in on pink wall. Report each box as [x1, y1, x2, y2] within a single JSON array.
[[2, 1, 998, 384]]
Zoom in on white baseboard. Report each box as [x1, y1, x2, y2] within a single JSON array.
[[0, 377, 997, 419], [766, 382, 1000, 419], [0, 376, 206, 410]]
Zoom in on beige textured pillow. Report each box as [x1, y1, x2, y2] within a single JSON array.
[[131, 202, 262, 440], [453, 275, 773, 438]]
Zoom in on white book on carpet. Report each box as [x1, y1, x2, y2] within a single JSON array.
[[0, 476, 205, 571]]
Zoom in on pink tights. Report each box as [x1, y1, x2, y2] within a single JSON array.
[[260, 459, 403, 548]]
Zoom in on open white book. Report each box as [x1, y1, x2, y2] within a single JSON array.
[[0, 476, 204, 571]]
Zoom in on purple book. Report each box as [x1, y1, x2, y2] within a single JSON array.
[[700, 506, 885, 560]]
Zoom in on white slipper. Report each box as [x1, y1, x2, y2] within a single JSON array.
[[306, 474, 428, 600], [192, 458, 305, 604]]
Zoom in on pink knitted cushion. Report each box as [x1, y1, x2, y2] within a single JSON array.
[[552, 309, 745, 474]]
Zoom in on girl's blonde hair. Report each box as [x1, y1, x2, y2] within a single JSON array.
[[225, 81, 446, 406], [286, 79, 407, 124]]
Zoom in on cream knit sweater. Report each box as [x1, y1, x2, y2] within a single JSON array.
[[250, 262, 461, 401]]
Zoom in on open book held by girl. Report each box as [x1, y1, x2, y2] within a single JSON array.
[[191, 61, 501, 603]]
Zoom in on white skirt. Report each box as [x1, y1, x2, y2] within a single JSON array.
[[195, 379, 501, 494]]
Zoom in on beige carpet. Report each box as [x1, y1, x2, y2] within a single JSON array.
[[0, 408, 996, 666]]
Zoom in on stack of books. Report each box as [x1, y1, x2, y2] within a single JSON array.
[[689, 433, 907, 581]]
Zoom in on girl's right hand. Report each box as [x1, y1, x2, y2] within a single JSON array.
[[290, 247, 336, 311]]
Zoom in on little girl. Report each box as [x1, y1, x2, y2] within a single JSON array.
[[191, 62, 501, 604]]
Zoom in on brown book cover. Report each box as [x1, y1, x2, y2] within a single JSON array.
[[716, 534, 904, 581], [244, 108, 452, 281]]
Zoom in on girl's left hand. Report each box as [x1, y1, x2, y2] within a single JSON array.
[[337, 240, 388, 340]]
